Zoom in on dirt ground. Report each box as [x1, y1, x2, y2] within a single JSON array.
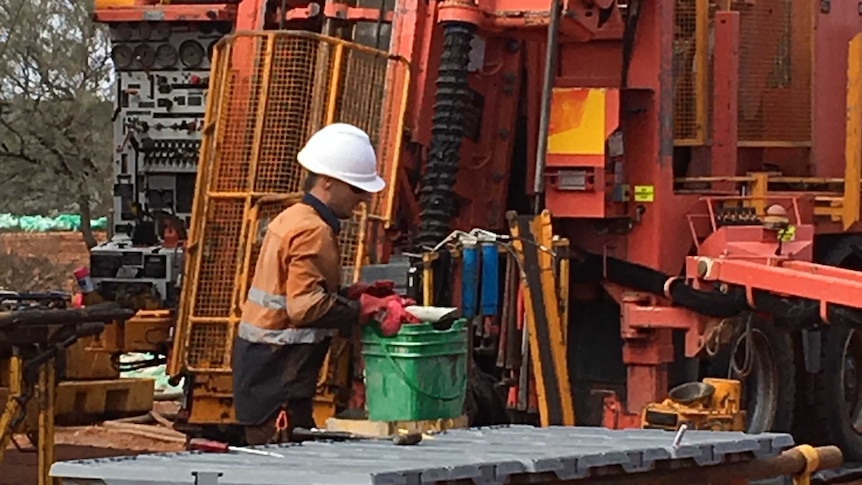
[[2, 402, 184, 485], [0, 231, 182, 484]]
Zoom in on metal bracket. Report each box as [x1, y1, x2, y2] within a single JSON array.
[[193, 472, 223, 485]]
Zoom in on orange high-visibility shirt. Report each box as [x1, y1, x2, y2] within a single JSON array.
[[237, 201, 350, 344]]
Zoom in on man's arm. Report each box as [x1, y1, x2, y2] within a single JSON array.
[[282, 226, 359, 329]]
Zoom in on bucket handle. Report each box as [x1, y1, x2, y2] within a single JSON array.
[[379, 343, 466, 401]]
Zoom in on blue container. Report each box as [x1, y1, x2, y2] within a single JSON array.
[[480, 242, 499, 316], [461, 244, 479, 318]]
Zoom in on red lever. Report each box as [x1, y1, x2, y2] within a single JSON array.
[[188, 438, 229, 453]]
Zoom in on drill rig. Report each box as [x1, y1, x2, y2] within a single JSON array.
[[89, 0, 862, 463]]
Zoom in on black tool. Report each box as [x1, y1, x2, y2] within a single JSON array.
[[291, 428, 423, 446]]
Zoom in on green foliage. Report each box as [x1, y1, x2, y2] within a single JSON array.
[[0, 213, 109, 232], [0, 0, 113, 222]]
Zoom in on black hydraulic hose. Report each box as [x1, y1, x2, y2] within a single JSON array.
[[572, 253, 747, 318], [415, 22, 475, 250], [573, 252, 862, 329]]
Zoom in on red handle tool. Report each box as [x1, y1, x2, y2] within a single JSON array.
[[188, 438, 284, 458]]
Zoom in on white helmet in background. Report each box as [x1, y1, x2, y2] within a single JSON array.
[[296, 123, 385, 194]]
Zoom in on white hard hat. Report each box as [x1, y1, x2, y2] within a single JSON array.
[[296, 123, 385, 193]]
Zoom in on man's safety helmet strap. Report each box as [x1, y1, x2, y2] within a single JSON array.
[[296, 123, 386, 194]]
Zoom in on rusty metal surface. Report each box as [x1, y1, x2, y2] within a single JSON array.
[[51, 425, 794, 485]]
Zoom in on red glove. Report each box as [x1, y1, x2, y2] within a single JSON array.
[[358, 294, 420, 336], [358, 293, 399, 323], [346, 280, 396, 300]]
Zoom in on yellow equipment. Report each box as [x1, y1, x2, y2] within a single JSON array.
[[641, 378, 745, 432], [1, 353, 55, 485], [0, 302, 135, 485]]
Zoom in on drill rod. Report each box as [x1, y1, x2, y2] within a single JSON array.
[[0, 302, 135, 329]]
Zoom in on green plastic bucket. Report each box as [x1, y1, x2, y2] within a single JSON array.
[[361, 318, 469, 422]]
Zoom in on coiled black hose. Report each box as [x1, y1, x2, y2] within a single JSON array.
[[415, 22, 475, 250]]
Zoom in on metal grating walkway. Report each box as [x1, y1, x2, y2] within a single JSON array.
[[50, 425, 795, 485]]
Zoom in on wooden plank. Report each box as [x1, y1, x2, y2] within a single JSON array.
[[324, 415, 468, 437], [53, 378, 155, 425], [2, 377, 154, 431]]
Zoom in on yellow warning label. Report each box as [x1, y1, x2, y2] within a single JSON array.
[[778, 225, 796, 243], [633, 185, 654, 202]]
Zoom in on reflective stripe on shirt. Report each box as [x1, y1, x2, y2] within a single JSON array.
[[237, 320, 337, 345], [247, 286, 287, 311]]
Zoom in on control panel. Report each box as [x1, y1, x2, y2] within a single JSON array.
[[90, 20, 230, 309]]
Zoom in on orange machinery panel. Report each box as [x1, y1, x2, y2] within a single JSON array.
[[543, 87, 626, 218]]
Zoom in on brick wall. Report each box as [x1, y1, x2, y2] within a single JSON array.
[[0, 232, 107, 292]]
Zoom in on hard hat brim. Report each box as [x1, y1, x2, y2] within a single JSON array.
[[349, 175, 386, 194], [298, 156, 386, 194]]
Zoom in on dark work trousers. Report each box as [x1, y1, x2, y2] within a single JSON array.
[[232, 336, 332, 445]]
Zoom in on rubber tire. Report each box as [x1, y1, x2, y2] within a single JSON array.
[[820, 325, 862, 462], [705, 317, 795, 433], [791, 332, 829, 447], [742, 319, 795, 433], [796, 325, 862, 462], [792, 234, 862, 461]]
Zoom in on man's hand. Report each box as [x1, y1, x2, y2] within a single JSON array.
[[346, 280, 396, 300], [358, 294, 419, 336]]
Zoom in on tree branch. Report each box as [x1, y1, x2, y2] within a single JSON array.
[[0, 0, 113, 221]]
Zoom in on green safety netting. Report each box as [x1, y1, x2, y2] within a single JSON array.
[[0, 214, 108, 232], [120, 353, 184, 393]]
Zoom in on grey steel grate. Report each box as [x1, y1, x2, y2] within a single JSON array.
[[51, 425, 795, 485]]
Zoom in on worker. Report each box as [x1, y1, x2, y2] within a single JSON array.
[[232, 123, 413, 446]]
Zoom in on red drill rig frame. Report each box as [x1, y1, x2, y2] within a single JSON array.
[[94, 0, 862, 460]]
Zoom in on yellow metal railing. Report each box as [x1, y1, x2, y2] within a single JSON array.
[[673, 0, 710, 145], [674, 0, 814, 147], [169, 31, 410, 375], [732, 0, 812, 146], [675, 31, 862, 230]]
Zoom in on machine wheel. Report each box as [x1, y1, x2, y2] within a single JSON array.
[[818, 325, 862, 462], [707, 316, 795, 433], [793, 234, 862, 461]]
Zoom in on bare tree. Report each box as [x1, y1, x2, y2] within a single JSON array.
[[0, 0, 113, 249]]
